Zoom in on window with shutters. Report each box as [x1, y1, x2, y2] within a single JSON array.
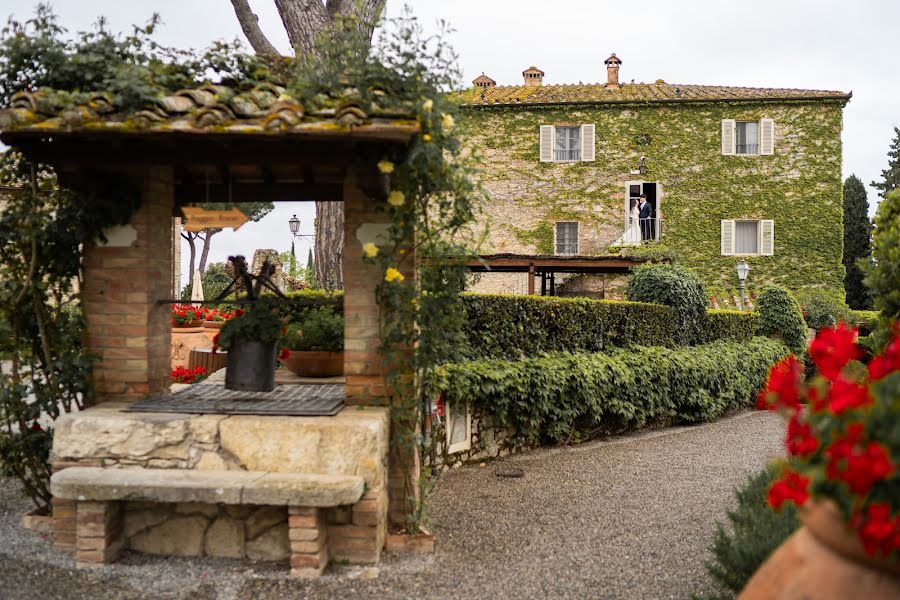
[[722, 219, 774, 256], [554, 126, 581, 161], [735, 122, 759, 155], [555, 222, 579, 255]]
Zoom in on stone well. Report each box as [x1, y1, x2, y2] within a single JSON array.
[[52, 404, 389, 564]]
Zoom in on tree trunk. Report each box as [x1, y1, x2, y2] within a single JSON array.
[[275, 0, 330, 56], [198, 229, 219, 275], [229, 0, 280, 55], [314, 201, 343, 290], [183, 232, 197, 293]]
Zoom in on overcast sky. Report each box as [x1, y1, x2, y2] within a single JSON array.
[[4, 1, 898, 288]]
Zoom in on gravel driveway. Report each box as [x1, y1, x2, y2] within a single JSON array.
[[0, 409, 784, 600]]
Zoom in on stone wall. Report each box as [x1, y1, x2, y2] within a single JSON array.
[[461, 100, 845, 298]]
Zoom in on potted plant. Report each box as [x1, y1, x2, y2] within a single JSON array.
[[171, 304, 205, 328], [202, 307, 236, 330], [744, 323, 900, 599], [215, 301, 284, 392], [280, 307, 344, 377]]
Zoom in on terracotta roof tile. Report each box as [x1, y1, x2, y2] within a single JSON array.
[[0, 84, 419, 142], [452, 81, 850, 107]]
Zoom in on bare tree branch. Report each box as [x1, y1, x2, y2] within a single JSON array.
[[274, 0, 330, 57], [230, 0, 281, 56]]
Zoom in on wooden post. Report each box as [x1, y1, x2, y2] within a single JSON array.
[[527, 263, 535, 295]]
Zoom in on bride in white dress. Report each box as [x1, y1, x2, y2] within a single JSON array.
[[612, 200, 642, 246]]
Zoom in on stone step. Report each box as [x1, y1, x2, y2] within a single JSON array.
[[51, 467, 364, 507]]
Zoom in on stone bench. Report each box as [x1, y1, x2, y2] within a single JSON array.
[[51, 467, 365, 577]]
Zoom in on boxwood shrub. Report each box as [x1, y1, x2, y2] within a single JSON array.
[[430, 337, 789, 448], [626, 263, 708, 346], [460, 293, 676, 359], [756, 287, 808, 355], [794, 288, 853, 330], [704, 310, 759, 343]]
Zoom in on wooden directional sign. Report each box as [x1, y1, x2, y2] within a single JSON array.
[[181, 207, 250, 232]]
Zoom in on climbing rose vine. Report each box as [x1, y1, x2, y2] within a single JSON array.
[[758, 323, 900, 558]]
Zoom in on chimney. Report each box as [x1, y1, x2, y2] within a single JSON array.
[[473, 73, 497, 89], [604, 53, 622, 88], [522, 66, 544, 87]]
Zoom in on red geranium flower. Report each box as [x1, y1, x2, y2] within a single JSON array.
[[868, 334, 900, 381], [825, 377, 873, 414], [757, 356, 804, 411], [853, 503, 900, 557], [278, 348, 290, 360], [786, 413, 818, 457], [825, 424, 894, 495], [809, 323, 859, 381], [767, 470, 810, 510]]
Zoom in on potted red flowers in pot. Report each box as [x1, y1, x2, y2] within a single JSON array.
[[280, 307, 344, 378], [203, 307, 237, 330], [171, 304, 205, 328], [741, 323, 900, 599], [215, 300, 284, 392]]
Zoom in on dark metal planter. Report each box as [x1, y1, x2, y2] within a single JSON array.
[[225, 340, 276, 392]]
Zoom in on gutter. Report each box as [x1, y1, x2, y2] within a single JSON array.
[[458, 92, 852, 109]]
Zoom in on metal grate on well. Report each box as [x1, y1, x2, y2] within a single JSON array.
[[125, 383, 345, 416]]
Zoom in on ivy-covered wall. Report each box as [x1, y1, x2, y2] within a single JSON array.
[[459, 99, 846, 297]]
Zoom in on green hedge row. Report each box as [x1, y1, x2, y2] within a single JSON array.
[[704, 309, 759, 343], [460, 293, 676, 359], [430, 337, 789, 449]]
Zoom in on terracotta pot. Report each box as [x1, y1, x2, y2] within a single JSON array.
[[385, 529, 435, 555], [280, 350, 344, 378], [171, 326, 213, 369], [739, 501, 900, 600], [174, 320, 203, 328], [202, 320, 225, 329]]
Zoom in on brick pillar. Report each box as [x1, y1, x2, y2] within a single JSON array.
[[288, 507, 328, 578], [81, 167, 174, 402], [74, 501, 124, 568], [341, 167, 419, 527], [328, 485, 387, 563]]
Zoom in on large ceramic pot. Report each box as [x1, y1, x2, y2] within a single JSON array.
[[739, 501, 900, 599], [171, 326, 212, 369], [281, 350, 344, 378], [225, 340, 276, 392]]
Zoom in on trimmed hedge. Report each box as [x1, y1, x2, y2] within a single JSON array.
[[794, 288, 852, 330], [757, 287, 808, 355], [460, 293, 676, 359], [851, 309, 880, 334], [704, 310, 759, 343], [626, 263, 708, 346], [430, 337, 789, 448]]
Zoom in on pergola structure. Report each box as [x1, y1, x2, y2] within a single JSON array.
[[467, 253, 652, 295], [0, 85, 418, 574]]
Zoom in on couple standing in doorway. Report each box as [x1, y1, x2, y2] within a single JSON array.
[[626, 193, 656, 242]]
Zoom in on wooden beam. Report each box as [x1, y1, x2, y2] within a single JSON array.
[[175, 181, 343, 204], [527, 263, 535, 295]]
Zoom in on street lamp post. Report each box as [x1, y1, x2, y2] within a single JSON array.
[[736, 258, 751, 311]]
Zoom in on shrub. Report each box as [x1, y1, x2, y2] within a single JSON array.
[[704, 310, 758, 343], [850, 309, 880, 335], [626, 263, 708, 345], [460, 293, 675, 359], [794, 288, 853, 330], [430, 337, 789, 448], [282, 306, 344, 351], [695, 466, 799, 600], [756, 287, 808, 355], [862, 189, 900, 349]]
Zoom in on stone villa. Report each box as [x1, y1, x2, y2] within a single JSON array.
[[455, 54, 851, 299]]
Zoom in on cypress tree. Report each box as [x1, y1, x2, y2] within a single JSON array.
[[842, 175, 872, 309], [872, 126, 900, 197]]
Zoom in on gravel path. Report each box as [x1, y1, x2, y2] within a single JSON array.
[[0, 410, 784, 600]]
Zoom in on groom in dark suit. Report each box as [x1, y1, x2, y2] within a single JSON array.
[[638, 194, 654, 241]]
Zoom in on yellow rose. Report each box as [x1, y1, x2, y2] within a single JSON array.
[[423, 134, 432, 142], [377, 160, 395, 174], [362, 242, 379, 258], [387, 191, 405, 207], [441, 113, 455, 131], [422, 99, 434, 112], [385, 267, 405, 283]]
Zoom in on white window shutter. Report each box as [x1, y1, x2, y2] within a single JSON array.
[[760, 219, 775, 255], [721, 119, 736, 156], [760, 119, 775, 155], [540, 125, 554, 162], [580, 124, 595, 161], [721, 220, 735, 255]]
